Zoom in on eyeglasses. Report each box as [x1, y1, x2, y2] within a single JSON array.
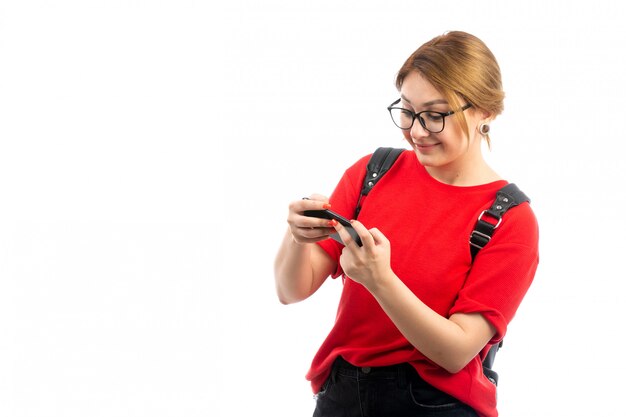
[[387, 98, 472, 133]]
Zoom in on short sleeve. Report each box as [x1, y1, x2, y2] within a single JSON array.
[[449, 202, 539, 343]]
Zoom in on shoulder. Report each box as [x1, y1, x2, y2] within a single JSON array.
[[496, 199, 539, 249], [347, 148, 412, 170], [343, 148, 414, 185]]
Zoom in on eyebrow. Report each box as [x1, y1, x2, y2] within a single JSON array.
[[400, 94, 448, 107]]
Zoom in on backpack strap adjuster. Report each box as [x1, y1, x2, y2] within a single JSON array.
[[469, 183, 530, 260], [469, 210, 502, 250]]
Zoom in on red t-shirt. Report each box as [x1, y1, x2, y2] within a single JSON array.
[[306, 150, 539, 417]]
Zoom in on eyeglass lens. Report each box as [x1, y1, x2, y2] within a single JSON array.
[[389, 108, 445, 133]]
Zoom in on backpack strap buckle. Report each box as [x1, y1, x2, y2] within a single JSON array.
[[469, 211, 502, 250], [477, 210, 503, 228], [469, 184, 529, 260]]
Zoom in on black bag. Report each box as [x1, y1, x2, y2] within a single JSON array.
[[355, 147, 530, 386]]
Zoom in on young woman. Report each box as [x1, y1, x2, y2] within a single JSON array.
[[274, 31, 539, 417]]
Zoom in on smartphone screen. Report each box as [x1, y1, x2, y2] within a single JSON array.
[[303, 209, 362, 246]]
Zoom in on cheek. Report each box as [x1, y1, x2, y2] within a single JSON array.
[[402, 130, 412, 142], [440, 126, 467, 149]]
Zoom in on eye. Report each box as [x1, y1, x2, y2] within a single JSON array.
[[424, 112, 444, 122], [400, 109, 413, 117]]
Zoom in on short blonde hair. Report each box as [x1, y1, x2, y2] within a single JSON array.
[[395, 31, 504, 144]]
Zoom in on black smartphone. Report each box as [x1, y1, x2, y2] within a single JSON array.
[[303, 209, 362, 247]]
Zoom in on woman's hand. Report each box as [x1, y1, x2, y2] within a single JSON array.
[[332, 220, 394, 290], [275, 194, 337, 304], [287, 194, 335, 244]]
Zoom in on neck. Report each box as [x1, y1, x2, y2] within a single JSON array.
[[423, 148, 501, 186]]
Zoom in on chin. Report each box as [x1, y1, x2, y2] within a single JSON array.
[[412, 150, 437, 166]]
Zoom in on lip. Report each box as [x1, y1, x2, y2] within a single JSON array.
[[414, 142, 440, 151]]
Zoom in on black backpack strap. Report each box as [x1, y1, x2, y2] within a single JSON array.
[[483, 340, 504, 370], [469, 183, 530, 261], [355, 147, 404, 217], [470, 184, 530, 383]]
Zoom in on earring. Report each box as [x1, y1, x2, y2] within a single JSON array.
[[478, 123, 490, 136]]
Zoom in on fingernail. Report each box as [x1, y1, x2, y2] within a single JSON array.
[[323, 203, 332, 209], [328, 219, 338, 227]]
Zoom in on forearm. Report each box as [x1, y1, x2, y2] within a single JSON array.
[[366, 273, 488, 373], [274, 228, 317, 304]]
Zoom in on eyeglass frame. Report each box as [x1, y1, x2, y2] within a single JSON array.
[[386, 98, 473, 133]]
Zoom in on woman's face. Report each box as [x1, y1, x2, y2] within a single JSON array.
[[399, 71, 483, 175]]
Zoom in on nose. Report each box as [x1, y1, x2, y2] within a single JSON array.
[[409, 117, 430, 141]]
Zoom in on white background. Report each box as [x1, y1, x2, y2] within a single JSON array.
[[1, 1, 625, 416]]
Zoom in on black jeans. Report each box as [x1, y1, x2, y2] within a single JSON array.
[[313, 357, 478, 417]]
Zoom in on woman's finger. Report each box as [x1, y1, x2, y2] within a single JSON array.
[[368, 227, 388, 246], [332, 221, 357, 248], [348, 220, 375, 248]]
